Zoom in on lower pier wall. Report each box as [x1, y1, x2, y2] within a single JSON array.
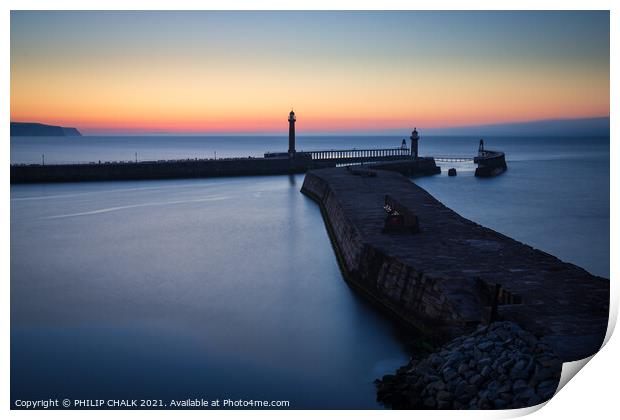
[[367, 157, 442, 176], [11, 157, 321, 184], [10, 155, 440, 184]]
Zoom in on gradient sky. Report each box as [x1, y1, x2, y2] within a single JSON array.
[[10, 11, 610, 135]]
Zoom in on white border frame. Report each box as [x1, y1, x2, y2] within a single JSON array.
[[2, 2, 616, 420]]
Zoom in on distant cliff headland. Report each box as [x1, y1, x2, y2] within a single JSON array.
[[11, 122, 81, 137]]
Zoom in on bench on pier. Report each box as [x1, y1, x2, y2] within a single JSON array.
[[383, 195, 420, 234]]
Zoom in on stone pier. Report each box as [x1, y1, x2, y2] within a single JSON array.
[[301, 167, 608, 363]]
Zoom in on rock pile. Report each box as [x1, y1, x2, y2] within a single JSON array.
[[376, 321, 561, 409]]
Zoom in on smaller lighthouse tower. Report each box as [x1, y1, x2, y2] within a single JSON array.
[[410, 127, 420, 159], [288, 110, 296, 157]]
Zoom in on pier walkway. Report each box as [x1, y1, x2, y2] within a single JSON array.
[[301, 167, 608, 362]]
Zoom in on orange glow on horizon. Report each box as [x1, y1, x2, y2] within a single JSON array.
[[11, 61, 609, 134], [10, 11, 610, 134]]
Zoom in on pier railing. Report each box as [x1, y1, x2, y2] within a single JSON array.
[[308, 147, 410, 161]]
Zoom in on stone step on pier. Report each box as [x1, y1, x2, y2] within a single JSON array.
[[301, 167, 609, 363]]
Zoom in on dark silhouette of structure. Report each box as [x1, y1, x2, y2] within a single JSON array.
[[474, 139, 507, 177], [410, 128, 420, 159], [288, 110, 296, 157]]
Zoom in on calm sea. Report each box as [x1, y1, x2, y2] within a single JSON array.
[[10, 135, 609, 408]]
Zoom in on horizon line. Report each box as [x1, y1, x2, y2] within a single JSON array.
[[10, 115, 610, 137]]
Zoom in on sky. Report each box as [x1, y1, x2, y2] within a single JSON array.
[[10, 11, 610, 135]]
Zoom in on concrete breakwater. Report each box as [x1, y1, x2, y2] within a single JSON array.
[[301, 167, 608, 407], [10, 155, 441, 184], [11, 156, 322, 183]]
